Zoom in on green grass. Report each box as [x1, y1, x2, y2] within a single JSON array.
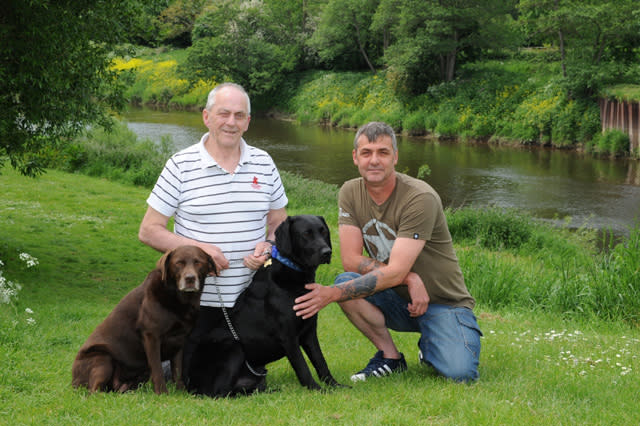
[[1, 167, 639, 425], [601, 84, 640, 102]]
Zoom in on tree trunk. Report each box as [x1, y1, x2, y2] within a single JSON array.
[[555, 0, 567, 78], [351, 12, 376, 74], [445, 30, 458, 82]]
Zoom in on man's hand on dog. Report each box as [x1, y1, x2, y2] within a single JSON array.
[[293, 284, 340, 319]]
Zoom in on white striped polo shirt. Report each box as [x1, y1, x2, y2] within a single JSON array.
[[146, 133, 288, 307]]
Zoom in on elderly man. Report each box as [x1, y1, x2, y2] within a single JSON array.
[[139, 82, 288, 386]]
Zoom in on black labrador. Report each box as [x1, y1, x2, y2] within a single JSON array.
[[184, 215, 342, 397]]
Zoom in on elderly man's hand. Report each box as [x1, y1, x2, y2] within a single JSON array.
[[243, 241, 272, 270]]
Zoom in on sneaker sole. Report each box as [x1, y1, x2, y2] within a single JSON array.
[[350, 373, 367, 382]]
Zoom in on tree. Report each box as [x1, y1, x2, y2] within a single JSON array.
[[307, 0, 382, 72], [184, 0, 306, 97], [518, 0, 640, 97], [382, 0, 519, 93], [157, 0, 206, 47], [0, 0, 152, 176]]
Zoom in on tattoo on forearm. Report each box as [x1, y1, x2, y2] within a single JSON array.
[[357, 258, 386, 275], [335, 272, 381, 300]]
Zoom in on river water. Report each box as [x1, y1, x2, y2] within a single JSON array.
[[123, 107, 640, 237]]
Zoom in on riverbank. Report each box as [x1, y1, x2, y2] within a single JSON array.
[[32, 122, 640, 324], [113, 48, 639, 159]]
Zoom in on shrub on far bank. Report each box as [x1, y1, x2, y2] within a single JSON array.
[[111, 53, 216, 109], [55, 122, 172, 187], [586, 129, 630, 157]]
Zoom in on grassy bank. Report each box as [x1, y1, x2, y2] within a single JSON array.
[[111, 47, 639, 158], [46, 123, 640, 324], [1, 167, 639, 425]]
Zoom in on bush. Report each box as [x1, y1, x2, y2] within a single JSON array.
[[402, 111, 426, 135], [111, 53, 216, 108], [433, 102, 460, 137], [596, 130, 630, 156], [57, 122, 174, 187], [447, 207, 534, 250]]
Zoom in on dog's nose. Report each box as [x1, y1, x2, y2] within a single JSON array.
[[320, 248, 332, 264]]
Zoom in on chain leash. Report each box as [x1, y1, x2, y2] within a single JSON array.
[[213, 276, 267, 378]]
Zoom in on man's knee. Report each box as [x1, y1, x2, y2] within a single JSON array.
[[436, 358, 479, 382], [420, 349, 479, 382], [418, 307, 482, 382]]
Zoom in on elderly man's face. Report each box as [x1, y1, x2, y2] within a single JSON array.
[[202, 86, 251, 149]]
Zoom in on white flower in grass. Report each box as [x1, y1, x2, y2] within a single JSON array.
[[25, 308, 33, 314], [1, 274, 22, 305], [26, 317, 36, 325], [19, 253, 39, 268]]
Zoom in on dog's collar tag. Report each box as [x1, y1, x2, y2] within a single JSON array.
[[271, 246, 303, 272]]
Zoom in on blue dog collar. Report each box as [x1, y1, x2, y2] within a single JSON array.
[[271, 246, 303, 272]]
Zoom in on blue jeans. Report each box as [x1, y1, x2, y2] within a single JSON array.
[[335, 272, 482, 382]]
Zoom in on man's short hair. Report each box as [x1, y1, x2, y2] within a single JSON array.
[[354, 121, 397, 151], [205, 82, 251, 114]]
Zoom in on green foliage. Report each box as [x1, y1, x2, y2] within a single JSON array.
[[416, 164, 431, 180], [591, 225, 640, 322], [0, 0, 147, 176], [307, 0, 381, 71], [380, 0, 520, 92], [592, 130, 630, 157], [112, 51, 216, 108], [447, 207, 535, 251], [54, 122, 173, 187], [289, 71, 406, 128], [156, 0, 206, 47], [182, 1, 303, 98], [448, 206, 640, 323], [602, 84, 640, 103], [280, 172, 338, 223], [401, 110, 428, 135]]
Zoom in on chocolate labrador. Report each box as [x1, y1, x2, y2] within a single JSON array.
[[184, 215, 342, 397], [72, 245, 215, 394]]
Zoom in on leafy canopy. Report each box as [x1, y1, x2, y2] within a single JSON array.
[[0, 0, 157, 176]]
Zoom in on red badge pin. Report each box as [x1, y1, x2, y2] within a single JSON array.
[[252, 176, 261, 189]]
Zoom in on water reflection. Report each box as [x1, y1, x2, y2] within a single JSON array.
[[123, 108, 640, 236]]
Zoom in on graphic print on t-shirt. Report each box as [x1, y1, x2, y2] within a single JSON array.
[[362, 218, 396, 262]]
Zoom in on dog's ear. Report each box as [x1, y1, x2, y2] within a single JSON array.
[[274, 216, 293, 255], [206, 253, 217, 276], [317, 216, 332, 250], [156, 249, 173, 282]]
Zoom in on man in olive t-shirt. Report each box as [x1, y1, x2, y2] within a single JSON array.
[[293, 121, 482, 382]]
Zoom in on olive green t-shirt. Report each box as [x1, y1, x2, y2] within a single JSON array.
[[338, 173, 475, 309]]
